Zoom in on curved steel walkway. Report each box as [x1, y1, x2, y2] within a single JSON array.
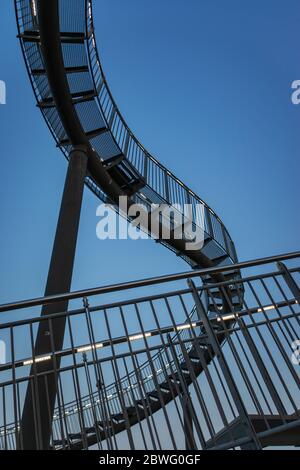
[[15, 0, 237, 271]]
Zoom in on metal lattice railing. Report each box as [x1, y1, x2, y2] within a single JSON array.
[[0, 253, 299, 450], [11, 0, 300, 453]]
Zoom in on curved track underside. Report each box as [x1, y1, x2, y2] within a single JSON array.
[[16, 0, 238, 272], [14, 0, 245, 449]]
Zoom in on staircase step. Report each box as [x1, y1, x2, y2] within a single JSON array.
[[112, 406, 137, 423], [159, 385, 171, 394], [85, 426, 96, 434], [68, 433, 82, 441], [147, 393, 160, 403], [102, 153, 125, 169], [52, 438, 69, 447], [96, 420, 113, 431], [134, 400, 148, 410]]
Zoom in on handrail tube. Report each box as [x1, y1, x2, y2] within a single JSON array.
[[0, 251, 299, 313]]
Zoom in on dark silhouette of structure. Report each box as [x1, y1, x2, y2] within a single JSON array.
[[0, 0, 298, 450]]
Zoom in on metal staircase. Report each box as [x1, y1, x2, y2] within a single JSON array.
[[1, 253, 300, 450], [3, 0, 298, 451]]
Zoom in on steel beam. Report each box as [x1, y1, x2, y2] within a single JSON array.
[[20, 147, 88, 449]]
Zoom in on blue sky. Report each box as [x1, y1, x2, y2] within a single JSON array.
[[0, 0, 299, 306]]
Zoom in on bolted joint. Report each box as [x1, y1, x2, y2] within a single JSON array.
[[69, 145, 89, 161]]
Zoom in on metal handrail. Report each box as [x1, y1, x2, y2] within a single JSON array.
[[1, 251, 299, 313]]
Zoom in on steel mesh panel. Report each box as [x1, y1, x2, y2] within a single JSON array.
[[59, 0, 85, 33], [61, 43, 88, 68], [67, 72, 94, 95], [74, 100, 106, 134], [34, 75, 53, 100], [90, 132, 121, 160], [43, 107, 68, 142], [23, 41, 44, 69], [18, 0, 35, 30], [201, 241, 226, 260]]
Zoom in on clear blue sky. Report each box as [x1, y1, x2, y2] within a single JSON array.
[[0, 0, 299, 306]]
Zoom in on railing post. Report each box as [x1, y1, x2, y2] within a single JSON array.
[[182, 393, 196, 450], [277, 262, 300, 304], [20, 146, 88, 449], [237, 319, 287, 417], [166, 335, 205, 450], [187, 279, 262, 449]]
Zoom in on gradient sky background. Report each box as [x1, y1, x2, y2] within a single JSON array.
[[0, 0, 299, 306]]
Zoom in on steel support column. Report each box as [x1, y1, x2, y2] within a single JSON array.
[[182, 394, 196, 450], [20, 147, 88, 449]]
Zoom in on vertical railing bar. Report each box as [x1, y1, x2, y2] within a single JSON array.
[[177, 295, 221, 440], [133, 301, 181, 448], [145, 302, 195, 442], [82, 354, 102, 450], [273, 275, 300, 331], [28, 322, 43, 449], [177, 312, 240, 449], [204, 206, 214, 239], [188, 279, 262, 449], [166, 335, 200, 450], [57, 373, 73, 448], [103, 308, 135, 450], [277, 262, 300, 305], [116, 312, 158, 451], [167, 296, 241, 450], [165, 170, 170, 202], [15, 381, 23, 448], [236, 313, 287, 418], [163, 297, 222, 447], [219, 281, 294, 420], [43, 374, 54, 448], [259, 277, 300, 382], [246, 281, 300, 413], [179, 330, 234, 447], [82, 298, 111, 449], [122, 357, 148, 450], [2, 388, 7, 450], [134, 353, 163, 450], [131, 349, 161, 450], [47, 317, 68, 450], [232, 330, 272, 416], [79, 301, 117, 450], [221, 280, 285, 415], [260, 279, 298, 370], [127, 303, 177, 450], [143, 155, 148, 182], [69, 368, 87, 444], [158, 297, 210, 447], [208, 287, 275, 426], [65, 314, 91, 448], [166, 333, 208, 449]]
